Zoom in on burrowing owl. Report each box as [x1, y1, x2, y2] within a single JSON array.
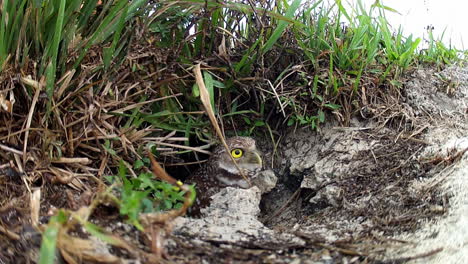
[[187, 137, 263, 215]]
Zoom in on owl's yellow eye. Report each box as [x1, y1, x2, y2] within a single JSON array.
[[231, 148, 243, 158]]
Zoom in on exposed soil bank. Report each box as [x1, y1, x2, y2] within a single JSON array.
[[170, 65, 468, 263]]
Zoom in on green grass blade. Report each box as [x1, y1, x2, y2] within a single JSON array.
[[39, 211, 67, 264], [104, 5, 129, 68], [39, 222, 59, 264], [203, 71, 215, 113], [262, 0, 302, 54], [45, 0, 65, 98]]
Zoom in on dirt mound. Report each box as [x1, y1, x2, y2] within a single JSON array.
[[170, 65, 468, 263]]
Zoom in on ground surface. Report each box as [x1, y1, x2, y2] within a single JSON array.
[[168, 65, 468, 263], [1, 65, 467, 263]]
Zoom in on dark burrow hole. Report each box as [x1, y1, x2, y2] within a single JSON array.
[[258, 168, 331, 228]]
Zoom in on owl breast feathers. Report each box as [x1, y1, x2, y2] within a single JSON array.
[[186, 136, 263, 216]]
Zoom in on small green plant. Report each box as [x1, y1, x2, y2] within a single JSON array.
[[287, 111, 325, 130], [105, 160, 189, 230], [419, 28, 463, 66]]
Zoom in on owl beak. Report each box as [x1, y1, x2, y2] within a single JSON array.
[[250, 150, 263, 168]]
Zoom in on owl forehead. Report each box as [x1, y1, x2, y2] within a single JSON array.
[[213, 137, 256, 154]]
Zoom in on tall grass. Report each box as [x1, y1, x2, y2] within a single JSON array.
[[1, 0, 461, 122], [0, 0, 148, 100]]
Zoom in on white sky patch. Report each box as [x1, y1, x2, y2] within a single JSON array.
[[341, 0, 467, 50]]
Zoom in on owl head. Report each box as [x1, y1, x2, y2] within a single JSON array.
[[211, 136, 263, 187]]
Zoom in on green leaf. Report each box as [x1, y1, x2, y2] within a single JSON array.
[[139, 173, 155, 189], [141, 198, 154, 213], [39, 223, 58, 264], [188, 185, 197, 205], [134, 160, 144, 169], [118, 160, 127, 178], [262, 0, 302, 54], [83, 222, 119, 245], [104, 3, 128, 69], [254, 120, 265, 127], [45, 62, 55, 99], [44, 0, 65, 99], [104, 139, 117, 156], [212, 79, 226, 88], [203, 71, 215, 113], [164, 199, 172, 209], [324, 103, 341, 110], [192, 83, 200, 97], [39, 211, 67, 264], [104, 175, 118, 184], [318, 110, 325, 123], [235, 36, 261, 74]]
